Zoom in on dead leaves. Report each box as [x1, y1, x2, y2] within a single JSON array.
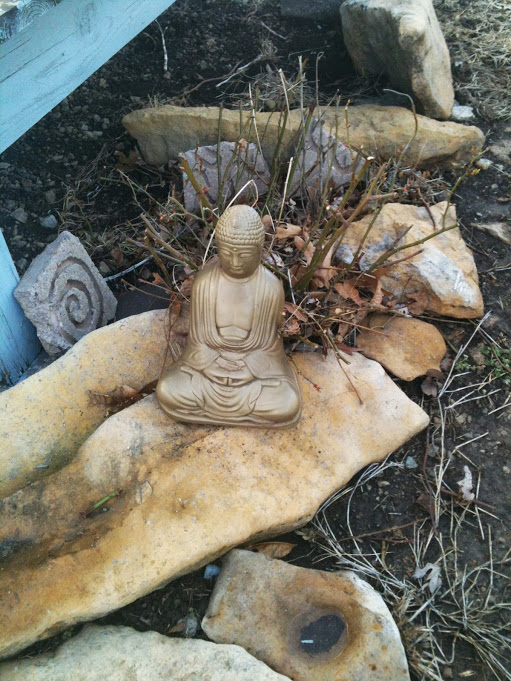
[[276, 223, 302, 239], [245, 541, 296, 559], [334, 280, 363, 306], [88, 381, 157, 414]]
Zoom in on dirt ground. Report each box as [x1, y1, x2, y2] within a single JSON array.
[[1, 1, 510, 679]]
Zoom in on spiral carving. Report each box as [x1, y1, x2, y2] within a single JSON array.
[[48, 258, 104, 345]]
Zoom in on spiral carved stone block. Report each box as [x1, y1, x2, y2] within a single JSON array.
[[14, 231, 117, 355]]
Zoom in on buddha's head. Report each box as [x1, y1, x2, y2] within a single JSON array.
[[215, 205, 265, 279]]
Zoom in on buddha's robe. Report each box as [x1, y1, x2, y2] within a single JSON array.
[[157, 262, 301, 427]]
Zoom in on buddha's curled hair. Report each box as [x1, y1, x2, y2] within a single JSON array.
[[215, 205, 265, 246]]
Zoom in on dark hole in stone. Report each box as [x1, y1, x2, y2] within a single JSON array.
[[298, 614, 346, 655]]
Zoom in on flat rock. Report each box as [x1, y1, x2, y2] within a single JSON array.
[[341, 0, 454, 119], [181, 141, 270, 215], [14, 231, 117, 355], [0, 625, 290, 681], [0, 309, 186, 500], [202, 549, 410, 681], [471, 221, 511, 246], [356, 314, 446, 381], [0, 349, 428, 658], [336, 202, 484, 318], [122, 105, 484, 170]]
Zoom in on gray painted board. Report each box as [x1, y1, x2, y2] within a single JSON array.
[[0, 229, 41, 384]]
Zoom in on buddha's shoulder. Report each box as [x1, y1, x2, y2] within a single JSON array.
[[194, 260, 218, 285], [260, 265, 283, 295]]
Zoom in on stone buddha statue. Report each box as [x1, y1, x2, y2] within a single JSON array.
[[157, 205, 302, 428]]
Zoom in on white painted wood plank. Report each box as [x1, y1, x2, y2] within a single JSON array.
[[0, 0, 177, 153], [0, 230, 40, 384]]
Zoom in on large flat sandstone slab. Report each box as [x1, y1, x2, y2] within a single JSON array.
[[0, 310, 185, 500], [0, 351, 428, 659], [0, 625, 290, 681], [122, 104, 484, 170]]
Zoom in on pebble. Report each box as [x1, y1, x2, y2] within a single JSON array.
[[475, 158, 491, 170], [12, 207, 28, 223], [45, 189, 57, 203], [405, 456, 418, 469], [40, 215, 58, 230], [450, 104, 474, 121]]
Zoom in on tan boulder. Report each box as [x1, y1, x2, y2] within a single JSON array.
[[122, 104, 484, 170], [0, 625, 290, 681], [356, 314, 446, 381], [203, 549, 410, 681], [0, 310, 186, 500], [336, 202, 484, 318], [0, 350, 428, 659], [341, 0, 454, 120]]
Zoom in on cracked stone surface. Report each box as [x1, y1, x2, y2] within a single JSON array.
[[0, 625, 290, 681], [0, 328, 428, 658], [202, 549, 410, 681]]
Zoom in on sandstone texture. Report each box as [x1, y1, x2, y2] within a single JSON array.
[[14, 231, 117, 355], [122, 105, 484, 170], [0, 349, 428, 658], [181, 141, 270, 215], [356, 314, 446, 381], [203, 550, 410, 681], [0, 309, 185, 500], [341, 0, 454, 119], [0, 625, 290, 681], [336, 202, 484, 318]]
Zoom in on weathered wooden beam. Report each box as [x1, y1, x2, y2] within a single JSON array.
[[0, 0, 177, 153], [0, 230, 41, 385]]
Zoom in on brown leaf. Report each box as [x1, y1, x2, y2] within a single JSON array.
[[262, 214, 273, 230], [282, 318, 301, 337], [371, 278, 384, 306], [406, 292, 429, 316], [110, 247, 125, 267], [246, 542, 296, 559], [167, 620, 186, 634], [276, 223, 302, 239], [294, 235, 315, 266], [88, 381, 157, 414], [426, 368, 445, 380], [283, 301, 308, 322], [115, 149, 141, 173], [334, 280, 363, 306]]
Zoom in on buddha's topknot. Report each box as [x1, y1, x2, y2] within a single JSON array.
[[215, 205, 265, 246]]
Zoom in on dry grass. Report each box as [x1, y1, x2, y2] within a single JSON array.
[[434, 0, 511, 120], [310, 316, 511, 680]]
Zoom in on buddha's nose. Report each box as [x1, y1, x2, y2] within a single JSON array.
[[231, 253, 241, 267]]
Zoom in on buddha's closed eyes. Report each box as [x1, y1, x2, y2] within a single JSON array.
[[156, 204, 302, 428]]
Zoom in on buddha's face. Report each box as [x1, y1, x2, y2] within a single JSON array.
[[217, 240, 262, 279]]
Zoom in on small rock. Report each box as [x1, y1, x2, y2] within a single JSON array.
[[39, 214, 58, 230], [405, 456, 418, 469], [202, 550, 410, 680], [450, 104, 474, 121], [11, 206, 28, 223], [44, 189, 57, 203], [99, 78, 107, 88], [336, 202, 484, 319], [14, 231, 117, 355], [0, 161, 11, 170], [15, 257, 28, 271], [98, 261, 112, 275], [356, 314, 447, 381], [0, 626, 288, 681], [341, 0, 454, 119], [471, 221, 511, 246], [181, 141, 270, 215], [490, 138, 511, 164], [475, 158, 492, 170]]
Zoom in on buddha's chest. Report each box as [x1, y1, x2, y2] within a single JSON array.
[[215, 278, 255, 333]]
